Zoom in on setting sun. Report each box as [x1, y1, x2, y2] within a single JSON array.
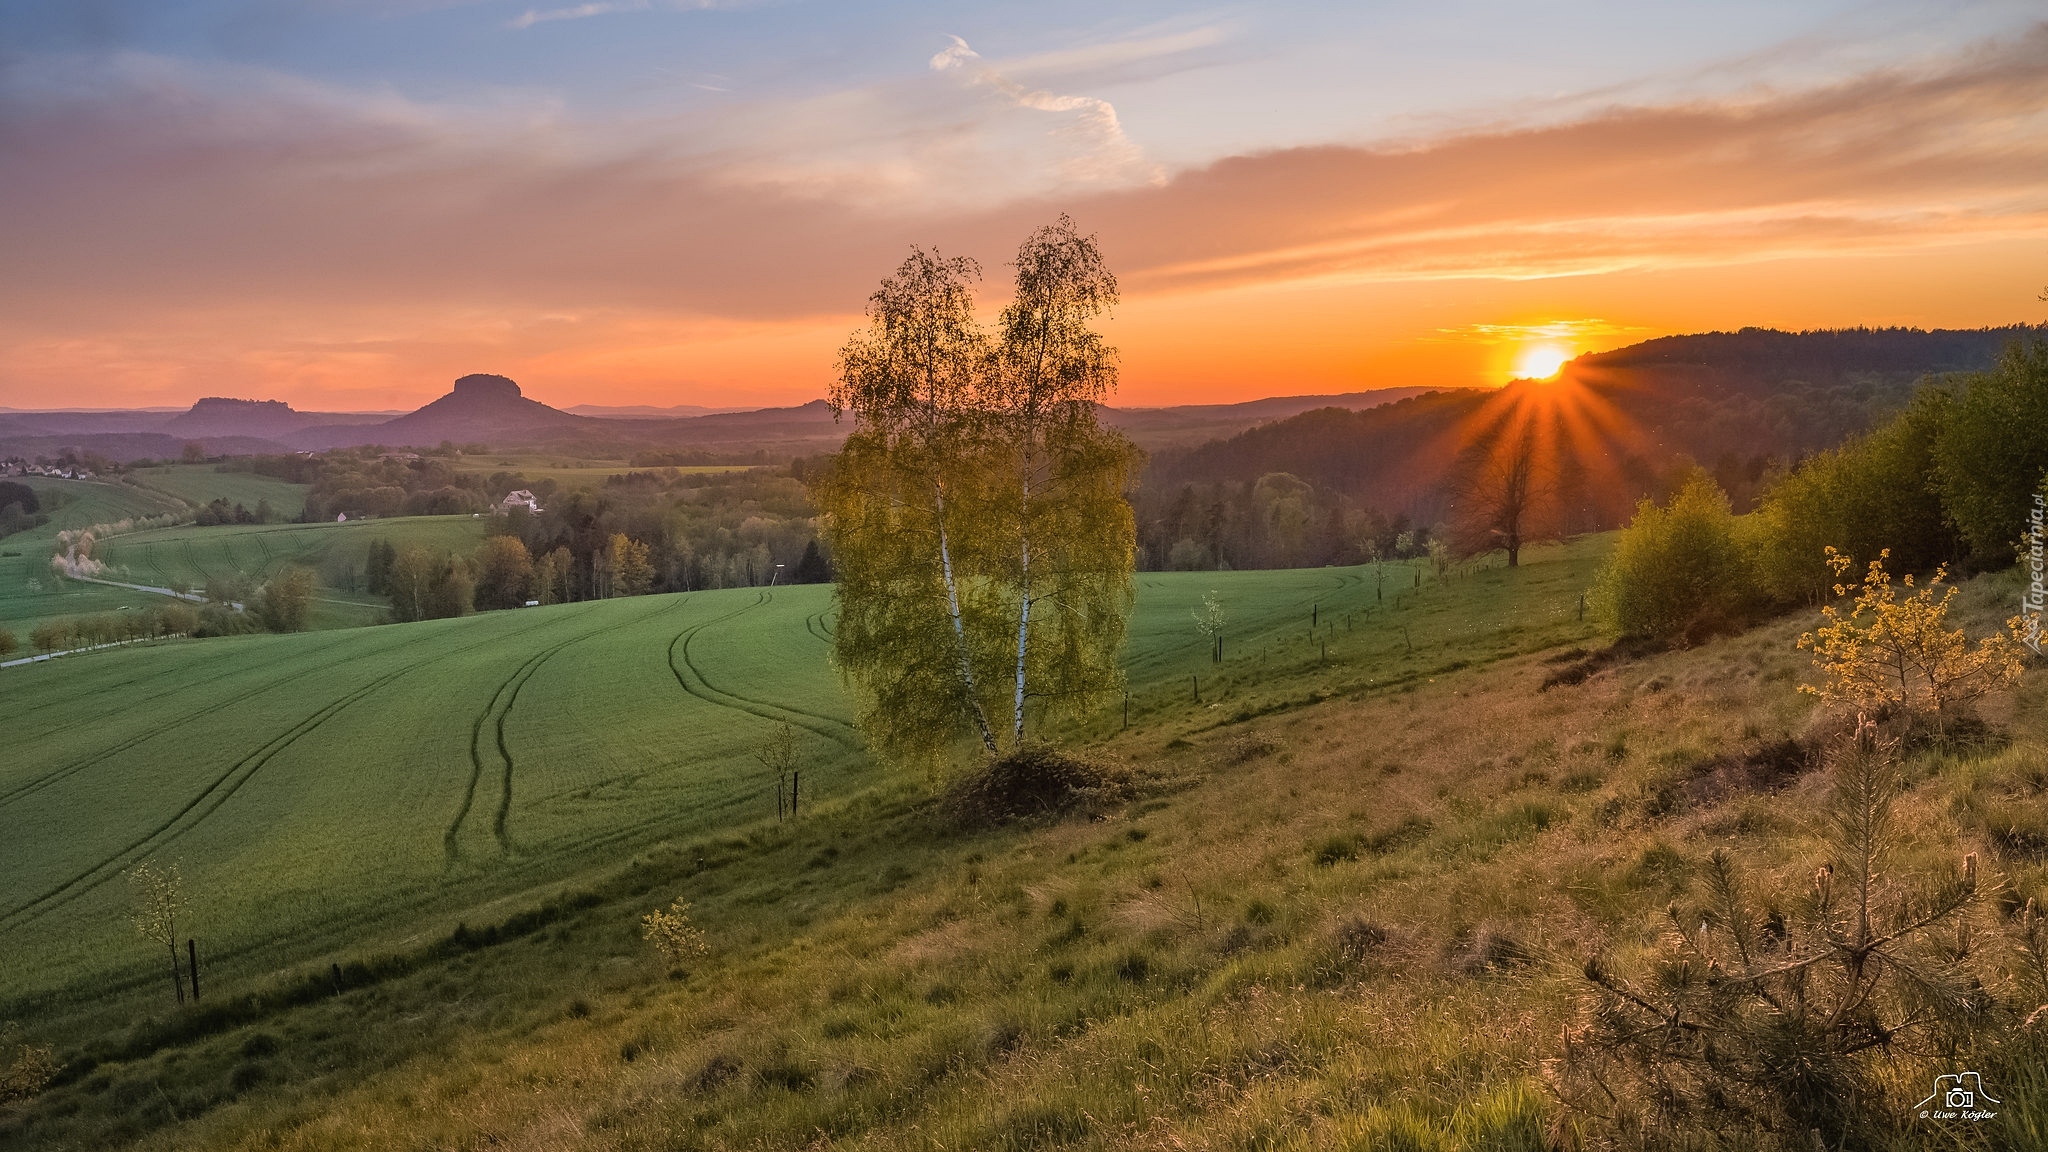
[[1512, 343, 1573, 380]]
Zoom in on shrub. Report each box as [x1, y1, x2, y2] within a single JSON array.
[[1797, 548, 2025, 736], [0, 1024, 58, 1106], [255, 565, 317, 633], [640, 898, 708, 967], [157, 602, 199, 636], [1592, 471, 1755, 642], [1557, 722, 1993, 1147], [0, 628, 15, 658]]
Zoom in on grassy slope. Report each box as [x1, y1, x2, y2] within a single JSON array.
[[0, 478, 189, 635], [0, 586, 855, 1005], [124, 468, 309, 520], [92, 516, 489, 627], [1, 477, 478, 633], [5, 542, 2042, 1150]]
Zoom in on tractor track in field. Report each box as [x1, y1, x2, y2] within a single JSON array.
[[0, 645, 370, 808], [446, 643, 572, 862], [225, 532, 263, 581], [249, 530, 278, 577], [0, 666, 414, 929], [146, 541, 179, 590], [446, 598, 685, 862], [7, 661, 278, 769], [666, 590, 859, 749], [0, 618, 585, 928], [804, 609, 836, 644], [178, 537, 220, 587], [105, 537, 172, 591]]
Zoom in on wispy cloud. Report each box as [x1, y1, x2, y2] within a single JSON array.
[[994, 26, 1229, 83], [508, 0, 734, 31], [2, 25, 2045, 403], [510, 1, 644, 30], [928, 35, 1162, 187], [1428, 321, 1646, 345]]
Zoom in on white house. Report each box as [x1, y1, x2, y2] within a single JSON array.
[[498, 489, 542, 515]]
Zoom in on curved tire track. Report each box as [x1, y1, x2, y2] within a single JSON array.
[[447, 597, 688, 861], [178, 536, 220, 587], [666, 591, 859, 749], [0, 615, 592, 928], [0, 646, 371, 809], [0, 668, 409, 929], [445, 643, 568, 862]]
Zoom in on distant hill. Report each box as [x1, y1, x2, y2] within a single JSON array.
[[1142, 325, 2047, 527], [4, 327, 2036, 464], [567, 403, 750, 418], [166, 398, 311, 440], [290, 374, 589, 449], [1101, 387, 1446, 448], [1568, 325, 2044, 464]]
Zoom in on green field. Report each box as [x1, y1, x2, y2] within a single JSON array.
[[0, 544, 1599, 1008], [1, 476, 490, 635], [0, 586, 870, 1004], [125, 466, 310, 520], [0, 478, 189, 635], [448, 454, 750, 488], [92, 515, 490, 627]]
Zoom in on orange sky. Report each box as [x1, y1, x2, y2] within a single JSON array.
[[2, 20, 2045, 411]]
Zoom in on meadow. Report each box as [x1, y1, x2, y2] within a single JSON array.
[[124, 467, 309, 520], [1, 476, 483, 635], [0, 478, 190, 635], [3, 548, 1580, 1002], [448, 454, 750, 488], [5, 538, 2041, 1150], [91, 516, 489, 627]]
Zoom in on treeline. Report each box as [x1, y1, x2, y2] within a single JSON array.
[[360, 468, 829, 621], [192, 496, 282, 527], [17, 567, 317, 655], [1135, 474, 1438, 570], [1598, 339, 2048, 641], [231, 447, 500, 521], [0, 480, 47, 540], [508, 468, 826, 596]]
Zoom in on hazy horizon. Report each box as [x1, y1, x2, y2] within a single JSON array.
[[2, 1, 2044, 412]]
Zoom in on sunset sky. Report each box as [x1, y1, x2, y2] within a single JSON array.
[[3, 1, 2046, 412]]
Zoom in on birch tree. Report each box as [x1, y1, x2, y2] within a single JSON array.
[[818, 225, 1139, 766], [990, 216, 1138, 743], [820, 248, 1005, 760]]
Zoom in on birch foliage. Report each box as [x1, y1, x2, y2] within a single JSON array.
[[818, 225, 1139, 767]]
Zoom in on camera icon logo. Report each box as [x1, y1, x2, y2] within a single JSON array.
[[1917, 1072, 1998, 1121]]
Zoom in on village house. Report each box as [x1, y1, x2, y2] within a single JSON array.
[[497, 489, 542, 515]]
